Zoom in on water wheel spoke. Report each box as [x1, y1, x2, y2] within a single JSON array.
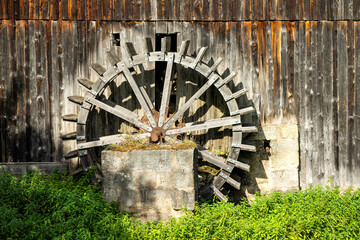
[[163, 74, 220, 130], [166, 116, 241, 135], [197, 146, 233, 172], [158, 53, 175, 127], [86, 97, 152, 132], [119, 63, 157, 127], [77, 133, 150, 150]]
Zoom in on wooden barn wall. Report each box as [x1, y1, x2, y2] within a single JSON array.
[[1, 0, 360, 21], [0, 1, 360, 189], [1, 19, 360, 189]]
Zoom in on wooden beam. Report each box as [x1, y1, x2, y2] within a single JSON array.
[[210, 185, 228, 202], [120, 62, 157, 128], [158, 53, 175, 127], [225, 88, 248, 101], [232, 143, 257, 152], [61, 132, 77, 140], [231, 106, 256, 116], [77, 78, 94, 90], [68, 95, 84, 105], [218, 172, 241, 190], [62, 114, 78, 122], [77, 133, 150, 150], [91, 63, 107, 76], [85, 97, 152, 132], [190, 47, 208, 69], [166, 115, 241, 135], [163, 74, 220, 130], [205, 57, 223, 77], [197, 147, 234, 172], [227, 158, 250, 172], [106, 51, 120, 66]]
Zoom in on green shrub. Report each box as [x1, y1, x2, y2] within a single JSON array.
[[0, 170, 359, 239]]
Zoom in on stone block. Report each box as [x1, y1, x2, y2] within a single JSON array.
[[101, 148, 197, 221], [271, 169, 299, 190], [279, 124, 298, 139], [270, 151, 299, 169]]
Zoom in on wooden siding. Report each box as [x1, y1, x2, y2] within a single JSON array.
[[1, 0, 360, 21], [0, 1, 360, 189], [1, 20, 360, 189]]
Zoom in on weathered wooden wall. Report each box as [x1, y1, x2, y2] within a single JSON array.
[[1, 1, 360, 189], [1, 0, 360, 21]]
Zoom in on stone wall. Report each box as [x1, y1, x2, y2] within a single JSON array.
[[101, 148, 197, 221], [242, 124, 299, 200]]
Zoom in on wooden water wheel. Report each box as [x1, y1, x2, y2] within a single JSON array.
[[62, 39, 257, 201]]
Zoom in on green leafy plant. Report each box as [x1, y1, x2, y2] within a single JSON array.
[[1, 170, 360, 239]]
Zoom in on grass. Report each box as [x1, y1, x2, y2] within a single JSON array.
[[0, 169, 359, 239]]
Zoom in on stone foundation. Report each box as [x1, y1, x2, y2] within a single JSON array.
[[243, 123, 300, 200], [101, 148, 197, 221]]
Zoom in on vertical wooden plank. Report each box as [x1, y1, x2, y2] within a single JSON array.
[[244, 0, 251, 20], [156, 0, 164, 20], [257, 22, 267, 123], [78, 0, 86, 20], [0, 21, 5, 161], [251, 21, 260, 122], [133, 0, 142, 20], [113, 0, 125, 20], [347, 21, 355, 184], [61, 0, 69, 20], [280, 22, 288, 120], [17, 0, 29, 19], [40, 0, 50, 19], [101, 0, 112, 20], [14, 21, 28, 161], [303, 21, 314, 185], [334, 0, 345, 20], [332, 21, 340, 185], [0, 21, 9, 162], [5, 20, 17, 162], [316, 21, 325, 184], [211, 0, 219, 20], [254, 0, 265, 20], [238, 0, 246, 20], [272, 21, 281, 119], [201, 0, 209, 20], [61, 21, 79, 167], [337, 21, 349, 186], [143, 0, 151, 20], [303, 0, 310, 20], [354, 0, 360, 20], [265, 21, 274, 122], [321, 21, 335, 186], [50, 0, 59, 20], [184, 0, 193, 21], [124, 0, 133, 20], [354, 22, 360, 184], [220, 0, 228, 21], [69, 0, 77, 20], [33, 20, 51, 161], [90, 0, 99, 20], [345, 0, 354, 20], [285, 22, 295, 121], [44, 20, 54, 161], [193, 0, 201, 20], [32, 0, 40, 19], [296, 21, 307, 188], [48, 20, 62, 162], [276, 0, 285, 20]]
